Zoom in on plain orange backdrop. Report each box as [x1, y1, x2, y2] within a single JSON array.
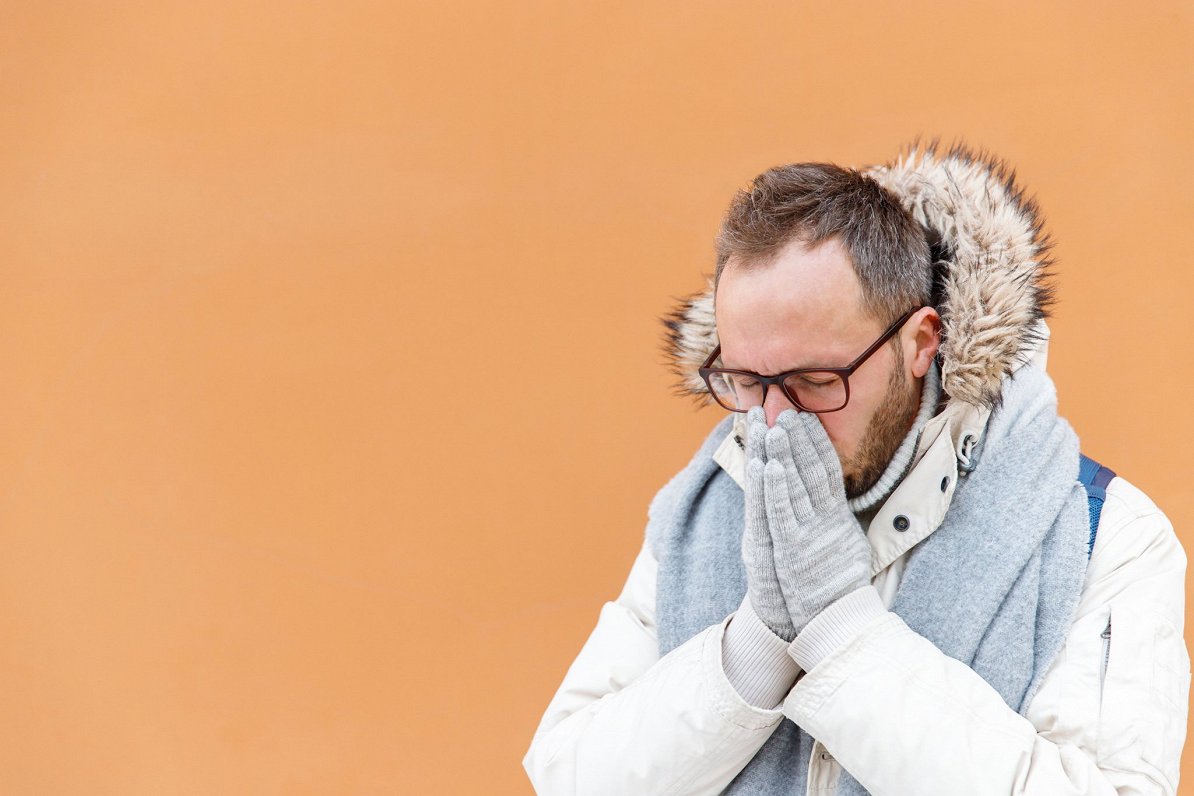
[[2, 2, 1192, 793]]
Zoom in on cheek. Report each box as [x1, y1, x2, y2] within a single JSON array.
[[828, 366, 893, 451], [818, 410, 865, 463], [815, 357, 896, 467]]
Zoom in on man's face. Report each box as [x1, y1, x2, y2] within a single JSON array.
[[714, 236, 926, 497]]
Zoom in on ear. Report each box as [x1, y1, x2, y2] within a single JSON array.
[[905, 307, 941, 379]]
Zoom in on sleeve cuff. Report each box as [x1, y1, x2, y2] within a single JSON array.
[[787, 585, 887, 672], [721, 594, 802, 709]]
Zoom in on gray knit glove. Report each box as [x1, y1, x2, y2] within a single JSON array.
[[741, 407, 798, 642], [764, 408, 873, 638]]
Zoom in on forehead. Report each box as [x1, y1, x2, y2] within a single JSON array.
[[714, 237, 874, 370], [716, 237, 871, 330]]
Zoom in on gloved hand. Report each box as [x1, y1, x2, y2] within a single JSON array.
[[764, 408, 873, 638], [741, 406, 798, 642]]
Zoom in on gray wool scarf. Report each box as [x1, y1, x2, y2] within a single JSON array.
[[645, 364, 1090, 795]]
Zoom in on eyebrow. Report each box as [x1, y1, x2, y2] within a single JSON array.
[[720, 356, 828, 373]]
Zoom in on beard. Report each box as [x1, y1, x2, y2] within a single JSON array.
[[842, 350, 922, 499]]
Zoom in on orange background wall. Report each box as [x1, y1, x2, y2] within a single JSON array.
[[2, 2, 1191, 793]]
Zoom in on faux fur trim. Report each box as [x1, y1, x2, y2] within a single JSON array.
[[660, 141, 1056, 409]]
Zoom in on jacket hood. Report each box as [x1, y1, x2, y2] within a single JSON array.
[[660, 141, 1056, 410]]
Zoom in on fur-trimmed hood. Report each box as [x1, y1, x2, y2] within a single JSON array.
[[661, 142, 1056, 410]]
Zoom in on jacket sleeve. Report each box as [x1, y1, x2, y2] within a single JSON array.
[[522, 536, 792, 795], [781, 491, 1190, 796]]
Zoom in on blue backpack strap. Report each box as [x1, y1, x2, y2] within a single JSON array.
[[1078, 453, 1117, 559]]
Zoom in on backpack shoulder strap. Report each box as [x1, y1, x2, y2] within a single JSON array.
[[1078, 453, 1117, 559]]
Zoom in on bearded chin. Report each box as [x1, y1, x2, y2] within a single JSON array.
[[842, 365, 920, 499]]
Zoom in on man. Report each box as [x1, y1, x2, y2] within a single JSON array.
[[522, 143, 1190, 795]]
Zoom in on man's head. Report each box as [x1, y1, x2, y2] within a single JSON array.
[[712, 163, 942, 497]]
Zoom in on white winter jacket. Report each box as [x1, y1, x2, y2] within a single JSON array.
[[523, 144, 1191, 795], [522, 371, 1189, 795]]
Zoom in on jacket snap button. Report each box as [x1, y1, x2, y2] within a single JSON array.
[[940, 476, 950, 492], [893, 515, 910, 532], [820, 751, 832, 760]]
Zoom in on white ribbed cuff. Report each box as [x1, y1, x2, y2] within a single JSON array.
[[721, 594, 802, 709], [787, 585, 887, 672]]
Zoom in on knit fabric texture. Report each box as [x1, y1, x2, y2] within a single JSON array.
[[645, 363, 1090, 795]]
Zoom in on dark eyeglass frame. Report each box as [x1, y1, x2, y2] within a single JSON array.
[[697, 307, 921, 414]]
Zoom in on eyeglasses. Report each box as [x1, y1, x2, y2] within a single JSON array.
[[698, 307, 920, 414]]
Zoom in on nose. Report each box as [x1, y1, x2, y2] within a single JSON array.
[[762, 387, 800, 427]]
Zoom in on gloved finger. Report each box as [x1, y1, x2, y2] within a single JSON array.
[[775, 409, 827, 475], [794, 413, 848, 507], [777, 410, 835, 509], [794, 412, 841, 508], [764, 420, 793, 462], [801, 411, 846, 486], [745, 406, 768, 463], [763, 458, 813, 541], [744, 457, 773, 562], [765, 424, 811, 519], [744, 456, 783, 586]]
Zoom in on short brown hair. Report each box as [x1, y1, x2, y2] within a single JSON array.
[[713, 162, 932, 325]]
